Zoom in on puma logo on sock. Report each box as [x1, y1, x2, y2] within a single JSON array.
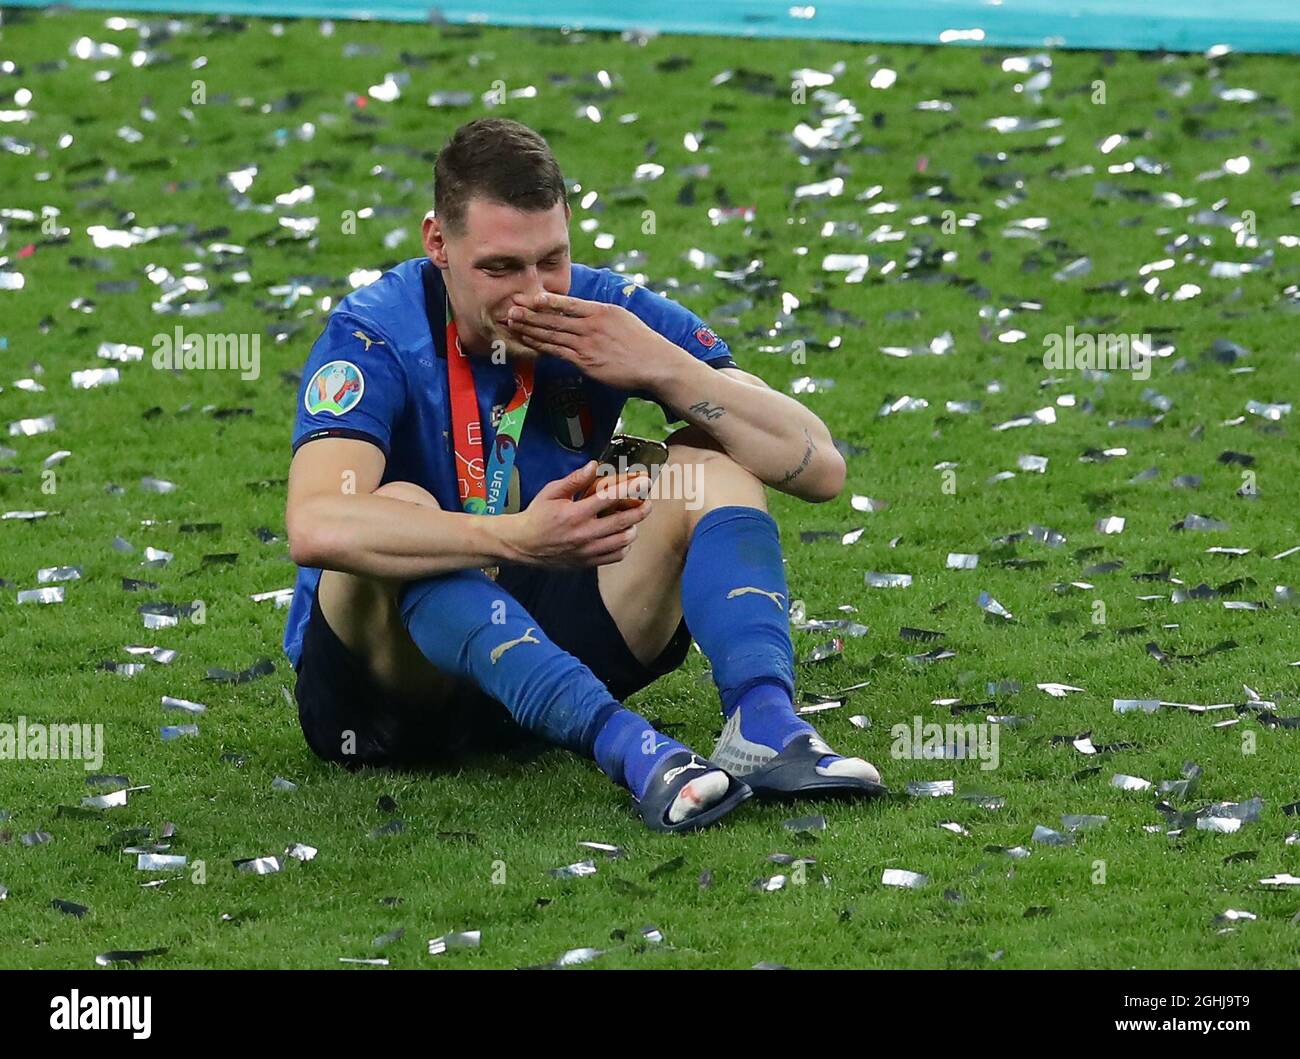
[[490, 627, 540, 664], [726, 586, 786, 608], [662, 754, 708, 785]]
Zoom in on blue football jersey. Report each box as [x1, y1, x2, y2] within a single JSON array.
[[283, 257, 738, 668]]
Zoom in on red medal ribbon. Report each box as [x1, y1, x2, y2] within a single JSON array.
[[446, 300, 534, 515]]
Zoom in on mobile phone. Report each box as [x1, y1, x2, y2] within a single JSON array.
[[580, 433, 670, 512]]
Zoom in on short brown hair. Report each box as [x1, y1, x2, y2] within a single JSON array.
[[433, 118, 568, 235]]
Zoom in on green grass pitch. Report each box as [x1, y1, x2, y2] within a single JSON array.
[[1, 7, 1299, 968]]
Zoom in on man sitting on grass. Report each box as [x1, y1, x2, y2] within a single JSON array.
[[283, 117, 884, 833]]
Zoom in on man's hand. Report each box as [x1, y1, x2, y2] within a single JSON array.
[[508, 291, 845, 503], [505, 291, 682, 391], [499, 461, 654, 568]]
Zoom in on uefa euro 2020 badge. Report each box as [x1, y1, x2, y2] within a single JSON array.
[[304, 360, 364, 416]]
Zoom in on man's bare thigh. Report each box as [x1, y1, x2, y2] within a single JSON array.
[[314, 482, 459, 705]]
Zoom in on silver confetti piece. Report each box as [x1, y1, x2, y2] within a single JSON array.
[[37, 566, 81, 583], [577, 841, 623, 858], [946, 553, 979, 569], [235, 856, 283, 875], [160, 724, 199, 740], [961, 791, 1007, 810], [882, 868, 928, 888], [549, 859, 597, 879], [97, 341, 144, 362], [1038, 683, 1085, 697], [1246, 399, 1290, 421], [428, 930, 480, 955], [285, 843, 317, 862], [1111, 774, 1152, 792], [977, 591, 1014, 621], [71, 367, 119, 389], [250, 587, 295, 607], [18, 587, 64, 604], [800, 638, 844, 664], [141, 547, 173, 567], [82, 789, 128, 810], [1031, 824, 1073, 846], [790, 376, 835, 394], [8, 414, 56, 437], [124, 646, 175, 664], [907, 780, 954, 797], [1197, 816, 1241, 833], [1113, 699, 1161, 714], [553, 947, 604, 967], [796, 700, 844, 714], [878, 395, 929, 417], [1176, 513, 1230, 532], [850, 494, 888, 513], [866, 571, 912, 589], [427, 90, 474, 107], [1028, 523, 1067, 547], [137, 853, 186, 871]]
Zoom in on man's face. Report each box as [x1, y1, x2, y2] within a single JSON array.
[[424, 197, 572, 359]]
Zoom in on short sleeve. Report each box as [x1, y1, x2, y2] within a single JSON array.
[[291, 312, 408, 458], [617, 281, 738, 423]]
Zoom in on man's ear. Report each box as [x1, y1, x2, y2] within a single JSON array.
[[423, 213, 449, 268]]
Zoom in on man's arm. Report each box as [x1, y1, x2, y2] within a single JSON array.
[[285, 438, 654, 576], [645, 358, 847, 503], [285, 438, 516, 578]]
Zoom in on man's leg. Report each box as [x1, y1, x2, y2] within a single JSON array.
[[315, 481, 745, 830], [597, 426, 883, 797], [315, 482, 459, 706]]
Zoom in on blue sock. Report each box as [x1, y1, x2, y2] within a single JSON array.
[[680, 506, 831, 764], [591, 708, 696, 801], [398, 569, 690, 796]]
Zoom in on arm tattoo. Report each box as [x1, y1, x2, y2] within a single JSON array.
[[776, 428, 816, 487], [687, 400, 726, 421]]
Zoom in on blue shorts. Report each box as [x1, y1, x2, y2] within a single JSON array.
[[294, 563, 693, 770]]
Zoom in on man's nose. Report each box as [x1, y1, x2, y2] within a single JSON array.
[[512, 268, 546, 305]]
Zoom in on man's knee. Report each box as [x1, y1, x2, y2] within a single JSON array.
[[664, 424, 726, 462], [320, 483, 440, 611], [663, 426, 766, 513]]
